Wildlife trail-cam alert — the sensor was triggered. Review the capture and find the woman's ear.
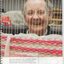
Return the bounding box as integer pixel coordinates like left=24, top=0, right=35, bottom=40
left=24, top=14, right=25, bottom=18
left=23, top=14, right=26, bottom=19
left=47, top=10, right=53, bottom=24
left=24, top=15, right=26, bottom=21
left=48, top=10, right=52, bottom=20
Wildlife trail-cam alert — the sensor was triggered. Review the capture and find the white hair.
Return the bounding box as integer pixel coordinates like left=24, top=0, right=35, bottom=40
left=23, top=0, right=53, bottom=15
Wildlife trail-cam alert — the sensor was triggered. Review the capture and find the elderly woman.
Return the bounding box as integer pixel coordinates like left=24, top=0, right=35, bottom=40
left=23, top=0, right=53, bottom=36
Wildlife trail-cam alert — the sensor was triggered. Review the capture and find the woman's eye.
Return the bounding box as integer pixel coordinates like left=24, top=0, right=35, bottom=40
left=27, top=10, right=34, bottom=15
left=37, top=10, right=45, bottom=15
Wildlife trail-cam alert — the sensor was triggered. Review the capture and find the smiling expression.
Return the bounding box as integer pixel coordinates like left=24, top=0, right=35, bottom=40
left=24, top=0, right=49, bottom=35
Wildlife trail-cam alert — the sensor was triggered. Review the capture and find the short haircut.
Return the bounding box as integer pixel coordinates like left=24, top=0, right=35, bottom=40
left=23, top=0, right=53, bottom=15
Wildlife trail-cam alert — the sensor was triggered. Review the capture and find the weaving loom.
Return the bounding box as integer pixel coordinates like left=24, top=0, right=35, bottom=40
left=1, top=0, right=62, bottom=57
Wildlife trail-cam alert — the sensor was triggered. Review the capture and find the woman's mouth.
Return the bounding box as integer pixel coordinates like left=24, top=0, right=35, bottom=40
left=30, top=20, right=44, bottom=25
left=29, top=18, right=45, bottom=25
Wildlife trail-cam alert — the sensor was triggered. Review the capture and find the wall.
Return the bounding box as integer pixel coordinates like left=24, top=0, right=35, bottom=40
left=2, top=0, right=26, bottom=12
left=2, top=0, right=62, bottom=12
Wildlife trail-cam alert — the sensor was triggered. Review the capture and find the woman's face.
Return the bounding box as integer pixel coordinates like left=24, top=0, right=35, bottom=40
left=24, top=0, right=48, bottom=35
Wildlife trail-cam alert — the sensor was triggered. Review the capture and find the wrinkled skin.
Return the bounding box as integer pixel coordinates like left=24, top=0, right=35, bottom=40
left=24, top=0, right=49, bottom=36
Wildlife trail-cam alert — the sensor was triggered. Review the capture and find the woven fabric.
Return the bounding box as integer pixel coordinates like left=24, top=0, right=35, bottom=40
left=0, top=33, right=62, bottom=57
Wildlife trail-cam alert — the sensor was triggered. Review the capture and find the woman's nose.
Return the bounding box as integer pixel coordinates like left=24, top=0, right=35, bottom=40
left=33, top=13, right=39, bottom=20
